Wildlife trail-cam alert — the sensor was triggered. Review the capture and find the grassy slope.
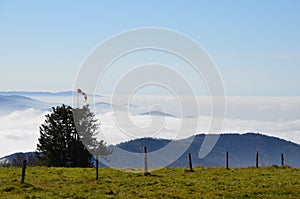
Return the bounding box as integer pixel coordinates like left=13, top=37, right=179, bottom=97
left=1, top=167, right=300, bottom=198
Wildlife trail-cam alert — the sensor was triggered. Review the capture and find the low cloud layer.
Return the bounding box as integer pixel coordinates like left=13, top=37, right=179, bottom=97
left=0, top=96, right=300, bottom=157
left=98, top=112, right=300, bottom=146
left=0, top=109, right=48, bottom=157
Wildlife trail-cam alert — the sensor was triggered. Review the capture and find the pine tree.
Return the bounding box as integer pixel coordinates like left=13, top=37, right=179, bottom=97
left=37, top=104, right=110, bottom=167
left=73, top=105, right=112, bottom=160
left=73, top=105, right=99, bottom=150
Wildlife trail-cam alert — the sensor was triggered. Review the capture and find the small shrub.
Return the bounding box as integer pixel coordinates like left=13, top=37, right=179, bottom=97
left=2, top=186, right=17, bottom=192
left=267, top=164, right=279, bottom=169
left=280, top=165, right=291, bottom=169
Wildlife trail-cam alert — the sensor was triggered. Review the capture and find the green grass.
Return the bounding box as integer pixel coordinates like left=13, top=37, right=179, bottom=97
left=1, top=166, right=300, bottom=198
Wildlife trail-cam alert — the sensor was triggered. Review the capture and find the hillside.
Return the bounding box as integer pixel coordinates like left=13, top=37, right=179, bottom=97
left=107, top=133, right=300, bottom=168
left=2, top=133, right=300, bottom=168
left=0, top=95, right=50, bottom=115
left=0, top=152, right=35, bottom=166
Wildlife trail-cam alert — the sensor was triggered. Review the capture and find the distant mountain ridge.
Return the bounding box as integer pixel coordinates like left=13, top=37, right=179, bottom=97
left=139, top=110, right=175, bottom=117
left=0, top=91, right=102, bottom=97
left=0, top=91, right=74, bottom=96
left=103, top=133, right=300, bottom=168
left=0, top=152, right=35, bottom=166
left=3, top=133, right=299, bottom=168
left=0, top=95, right=50, bottom=114
left=0, top=91, right=105, bottom=114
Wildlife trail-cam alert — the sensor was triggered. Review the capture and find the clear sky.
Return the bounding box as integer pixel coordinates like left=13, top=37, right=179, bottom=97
left=1, top=0, right=300, bottom=96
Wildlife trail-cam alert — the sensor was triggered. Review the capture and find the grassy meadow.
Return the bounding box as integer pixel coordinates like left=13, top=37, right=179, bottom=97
left=1, top=166, right=300, bottom=198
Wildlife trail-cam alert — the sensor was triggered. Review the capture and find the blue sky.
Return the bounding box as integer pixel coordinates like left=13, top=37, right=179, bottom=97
left=1, top=0, right=300, bottom=95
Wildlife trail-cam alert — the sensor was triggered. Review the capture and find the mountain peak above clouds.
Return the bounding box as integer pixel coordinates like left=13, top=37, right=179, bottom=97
left=0, top=91, right=102, bottom=97
left=139, top=110, right=175, bottom=117
left=0, top=94, right=50, bottom=114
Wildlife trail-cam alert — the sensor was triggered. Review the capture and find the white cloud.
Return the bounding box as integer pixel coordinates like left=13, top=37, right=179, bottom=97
left=95, top=96, right=300, bottom=146
left=1, top=96, right=300, bottom=157
left=97, top=112, right=300, bottom=146
left=0, top=109, right=49, bottom=157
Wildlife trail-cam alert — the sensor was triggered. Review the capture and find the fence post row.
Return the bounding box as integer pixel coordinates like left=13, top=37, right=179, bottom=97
left=15, top=151, right=288, bottom=181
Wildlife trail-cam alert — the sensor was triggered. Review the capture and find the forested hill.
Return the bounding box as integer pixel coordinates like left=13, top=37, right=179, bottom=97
left=2, top=133, right=300, bottom=168
left=114, top=133, right=300, bottom=168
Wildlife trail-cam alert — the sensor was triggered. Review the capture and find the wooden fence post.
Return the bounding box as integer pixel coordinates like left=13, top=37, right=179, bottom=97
left=144, top=146, right=149, bottom=175
left=188, top=153, right=194, bottom=172
left=20, top=159, right=27, bottom=184
left=256, top=151, right=259, bottom=168
left=95, top=156, right=99, bottom=180
left=281, top=153, right=284, bottom=166
left=226, top=151, right=229, bottom=170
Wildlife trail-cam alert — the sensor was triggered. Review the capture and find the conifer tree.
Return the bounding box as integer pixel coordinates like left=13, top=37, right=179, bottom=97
left=37, top=104, right=110, bottom=167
